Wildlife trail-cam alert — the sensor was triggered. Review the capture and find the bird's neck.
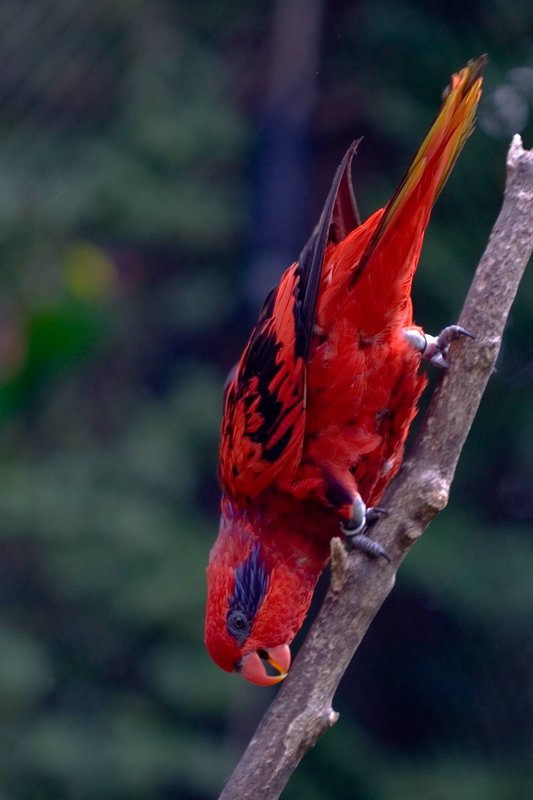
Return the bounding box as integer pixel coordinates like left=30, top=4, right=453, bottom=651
left=218, top=493, right=335, bottom=645
left=224, top=491, right=334, bottom=585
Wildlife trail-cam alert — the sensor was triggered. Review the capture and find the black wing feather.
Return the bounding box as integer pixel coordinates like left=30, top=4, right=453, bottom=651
left=294, top=139, right=361, bottom=359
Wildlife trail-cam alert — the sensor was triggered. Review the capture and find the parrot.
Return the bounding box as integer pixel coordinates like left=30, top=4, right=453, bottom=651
left=205, top=57, right=486, bottom=686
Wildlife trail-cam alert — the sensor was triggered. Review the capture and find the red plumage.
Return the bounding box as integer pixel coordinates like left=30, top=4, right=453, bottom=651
left=206, top=59, right=485, bottom=685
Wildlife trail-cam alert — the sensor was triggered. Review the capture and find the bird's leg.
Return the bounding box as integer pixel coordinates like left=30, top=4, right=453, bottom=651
left=340, top=493, right=390, bottom=561
left=403, top=325, right=474, bottom=368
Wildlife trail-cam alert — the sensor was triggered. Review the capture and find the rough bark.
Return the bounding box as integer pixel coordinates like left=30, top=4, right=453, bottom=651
left=219, top=135, right=533, bottom=800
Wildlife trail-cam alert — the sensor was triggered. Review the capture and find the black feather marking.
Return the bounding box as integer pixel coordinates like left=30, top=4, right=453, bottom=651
left=240, top=327, right=298, bottom=461
left=227, top=543, right=268, bottom=646
left=263, top=423, right=294, bottom=463
left=294, top=139, right=361, bottom=360
left=330, top=139, right=362, bottom=242
left=257, top=285, right=278, bottom=323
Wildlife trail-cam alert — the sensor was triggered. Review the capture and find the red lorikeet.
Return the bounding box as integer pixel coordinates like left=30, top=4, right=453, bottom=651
left=205, top=58, right=485, bottom=685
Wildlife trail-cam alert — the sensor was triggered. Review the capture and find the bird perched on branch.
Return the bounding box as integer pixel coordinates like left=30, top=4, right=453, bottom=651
left=205, top=57, right=486, bottom=685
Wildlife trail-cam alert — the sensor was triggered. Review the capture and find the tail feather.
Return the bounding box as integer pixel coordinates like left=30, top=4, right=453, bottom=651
left=350, top=56, right=486, bottom=314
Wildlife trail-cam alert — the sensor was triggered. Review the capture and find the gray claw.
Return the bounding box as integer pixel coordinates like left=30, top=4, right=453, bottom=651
left=340, top=495, right=390, bottom=561
left=365, top=507, right=388, bottom=526
left=430, top=352, right=449, bottom=369
left=429, top=325, right=474, bottom=369
left=436, top=324, right=474, bottom=351
left=345, top=532, right=391, bottom=562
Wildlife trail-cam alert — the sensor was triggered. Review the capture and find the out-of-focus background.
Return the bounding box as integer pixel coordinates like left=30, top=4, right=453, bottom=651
left=0, top=1, right=532, bottom=798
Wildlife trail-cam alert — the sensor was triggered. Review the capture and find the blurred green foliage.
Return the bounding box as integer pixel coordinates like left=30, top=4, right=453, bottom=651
left=0, top=1, right=531, bottom=799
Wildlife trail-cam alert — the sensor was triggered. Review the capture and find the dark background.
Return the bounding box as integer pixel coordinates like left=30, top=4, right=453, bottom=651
left=0, top=1, right=532, bottom=798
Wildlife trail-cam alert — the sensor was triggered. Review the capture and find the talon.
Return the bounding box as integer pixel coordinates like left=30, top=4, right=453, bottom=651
left=340, top=495, right=390, bottom=561
left=345, top=533, right=391, bottom=562
left=365, top=507, right=388, bottom=527
left=404, top=324, right=474, bottom=369
left=431, top=352, right=449, bottom=369
left=435, top=324, right=474, bottom=350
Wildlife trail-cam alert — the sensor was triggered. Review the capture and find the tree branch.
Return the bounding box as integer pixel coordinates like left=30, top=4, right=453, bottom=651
left=219, top=135, right=533, bottom=800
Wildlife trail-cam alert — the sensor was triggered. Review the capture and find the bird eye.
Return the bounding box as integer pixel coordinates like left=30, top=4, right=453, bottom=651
left=227, top=609, right=251, bottom=643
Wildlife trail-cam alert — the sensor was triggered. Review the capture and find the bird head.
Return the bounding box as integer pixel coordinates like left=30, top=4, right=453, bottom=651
left=205, top=502, right=322, bottom=686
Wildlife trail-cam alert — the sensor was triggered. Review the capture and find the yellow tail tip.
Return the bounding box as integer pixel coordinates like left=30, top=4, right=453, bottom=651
left=394, top=55, right=487, bottom=209
left=445, top=54, right=487, bottom=99
left=353, top=57, right=487, bottom=281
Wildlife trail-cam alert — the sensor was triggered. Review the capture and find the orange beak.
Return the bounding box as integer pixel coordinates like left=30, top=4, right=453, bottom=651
left=239, top=644, right=291, bottom=686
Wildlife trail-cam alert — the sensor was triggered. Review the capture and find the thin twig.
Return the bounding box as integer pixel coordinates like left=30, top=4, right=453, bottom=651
left=219, top=135, right=533, bottom=800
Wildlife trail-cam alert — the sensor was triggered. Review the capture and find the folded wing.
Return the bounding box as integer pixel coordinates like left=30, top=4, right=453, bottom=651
left=220, top=142, right=361, bottom=502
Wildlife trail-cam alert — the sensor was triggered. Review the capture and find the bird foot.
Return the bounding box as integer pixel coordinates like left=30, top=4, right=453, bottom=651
left=403, top=324, right=474, bottom=368
left=340, top=494, right=390, bottom=561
